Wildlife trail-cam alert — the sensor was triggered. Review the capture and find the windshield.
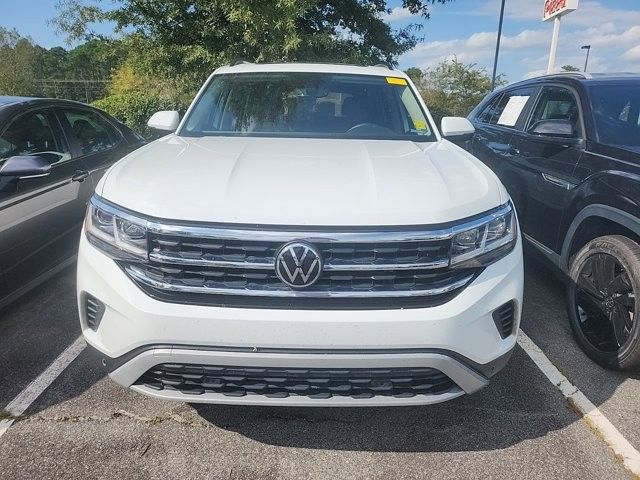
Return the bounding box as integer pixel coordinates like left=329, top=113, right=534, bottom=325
left=181, top=72, right=435, bottom=141
left=589, top=83, right=640, bottom=148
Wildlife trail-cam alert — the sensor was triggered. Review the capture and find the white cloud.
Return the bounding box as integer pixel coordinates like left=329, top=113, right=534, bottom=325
left=402, top=0, right=640, bottom=82
left=475, top=0, right=640, bottom=26
left=623, top=45, right=640, bottom=62
left=380, top=7, right=414, bottom=23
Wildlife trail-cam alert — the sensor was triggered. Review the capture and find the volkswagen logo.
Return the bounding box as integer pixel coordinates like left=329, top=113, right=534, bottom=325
left=275, top=242, right=323, bottom=288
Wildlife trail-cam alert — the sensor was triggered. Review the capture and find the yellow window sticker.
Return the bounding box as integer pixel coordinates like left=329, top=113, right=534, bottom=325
left=386, top=77, right=408, bottom=86
left=412, top=119, right=427, bottom=130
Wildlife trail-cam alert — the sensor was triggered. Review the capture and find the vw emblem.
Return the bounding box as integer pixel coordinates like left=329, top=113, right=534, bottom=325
left=275, top=242, right=323, bottom=288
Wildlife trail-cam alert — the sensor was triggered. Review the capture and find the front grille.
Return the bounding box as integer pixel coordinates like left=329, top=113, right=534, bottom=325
left=125, top=263, right=475, bottom=297
left=148, top=237, right=452, bottom=270
left=135, top=364, right=458, bottom=399
left=493, top=301, right=516, bottom=338
left=121, top=224, right=483, bottom=309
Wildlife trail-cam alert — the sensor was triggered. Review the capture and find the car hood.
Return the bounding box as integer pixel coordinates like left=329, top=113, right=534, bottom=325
left=99, top=135, right=505, bottom=226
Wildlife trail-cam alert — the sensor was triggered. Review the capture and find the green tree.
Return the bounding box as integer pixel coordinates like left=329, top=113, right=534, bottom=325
left=561, top=64, right=580, bottom=72
left=54, top=0, right=453, bottom=72
left=414, top=58, right=507, bottom=124
left=0, top=28, right=40, bottom=95
left=404, top=67, right=424, bottom=87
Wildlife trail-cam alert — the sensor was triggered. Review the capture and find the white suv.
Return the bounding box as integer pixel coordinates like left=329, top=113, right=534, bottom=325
left=77, top=63, right=523, bottom=406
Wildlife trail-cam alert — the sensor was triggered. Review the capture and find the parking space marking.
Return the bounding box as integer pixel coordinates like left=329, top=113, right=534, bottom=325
left=0, top=335, right=86, bottom=439
left=518, top=331, right=640, bottom=476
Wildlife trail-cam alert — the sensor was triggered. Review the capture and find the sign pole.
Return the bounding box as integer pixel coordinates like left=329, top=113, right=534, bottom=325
left=491, top=0, right=506, bottom=91
left=546, top=16, right=561, bottom=74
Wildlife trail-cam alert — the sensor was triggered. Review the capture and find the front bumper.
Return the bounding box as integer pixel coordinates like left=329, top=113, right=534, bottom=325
left=77, top=233, right=524, bottom=406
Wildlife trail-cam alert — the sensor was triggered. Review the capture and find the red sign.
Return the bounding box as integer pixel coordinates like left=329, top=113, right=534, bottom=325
left=544, top=0, right=566, bottom=17
left=543, top=0, right=579, bottom=21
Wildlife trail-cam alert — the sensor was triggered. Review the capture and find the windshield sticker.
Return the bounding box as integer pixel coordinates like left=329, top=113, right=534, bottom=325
left=413, top=119, right=428, bottom=130
left=386, top=77, right=408, bottom=86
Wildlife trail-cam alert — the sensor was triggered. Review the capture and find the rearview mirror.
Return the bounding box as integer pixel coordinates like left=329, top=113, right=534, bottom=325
left=441, top=117, right=475, bottom=138
left=528, top=119, right=575, bottom=138
left=0, top=155, right=51, bottom=178
left=148, top=110, right=180, bottom=131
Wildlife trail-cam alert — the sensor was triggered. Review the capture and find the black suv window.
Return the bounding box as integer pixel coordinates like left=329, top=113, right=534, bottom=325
left=588, top=83, right=640, bottom=147
left=59, top=108, right=121, bottom=156
left=527, top=86, right=581, bottom=135
left=0, top=110, right=70, bottom=164
left=476, top=94, right=502, bottom=124
left=479, top=87, right=536, bottom=127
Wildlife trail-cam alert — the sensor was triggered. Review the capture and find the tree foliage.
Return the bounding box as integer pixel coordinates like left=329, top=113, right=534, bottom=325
left=561, top=64, right=580, bottom=72
left=92, top=92, right=190, bottom=136
left=404, top=66, right=424, bottom=85
left=54, top=0, right=452, bottom=72
left=0, top=28, right=40, bottom=95
left=0, top=28, right=126, bottom=99
left=410, top=58, right=507, bottom=124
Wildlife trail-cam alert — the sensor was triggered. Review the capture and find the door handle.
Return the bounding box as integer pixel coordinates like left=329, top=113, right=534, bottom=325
left=72, top=170, right=90, bottom=182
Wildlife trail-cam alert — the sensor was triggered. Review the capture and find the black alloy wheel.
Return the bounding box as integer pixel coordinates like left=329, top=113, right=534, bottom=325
left=567, top=236, right=640, bottom=370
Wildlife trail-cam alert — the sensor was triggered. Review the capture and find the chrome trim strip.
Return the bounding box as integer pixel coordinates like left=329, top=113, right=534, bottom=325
left=522, top=233, right=561, bottom=267
left=124, top=264, right=474, bottom=298
left=91, top=196, right=512, bottom=244
left=323, top=260, right=451, bottom=271
left=148, top=252, right=274, bottom=270
left=146, top=221, right=454, bottom=243
left=148, top=251, right=450, bottom=271
left=541, top=173, right=576, bottom=190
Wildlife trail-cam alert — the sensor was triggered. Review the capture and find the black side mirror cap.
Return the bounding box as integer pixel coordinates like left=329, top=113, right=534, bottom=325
left=0, top=155, right=52, bottom=178
left=528, top=119, right=575, bottom=137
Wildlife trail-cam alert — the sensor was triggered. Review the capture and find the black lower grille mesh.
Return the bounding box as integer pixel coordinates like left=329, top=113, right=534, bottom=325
left=84, top=294, right=105, bottom=331
left=493, top=301, right=515, bottom=338
left=136, top=364, right=457, bottom=399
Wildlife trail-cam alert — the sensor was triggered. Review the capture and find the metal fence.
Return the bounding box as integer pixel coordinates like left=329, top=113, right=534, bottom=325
left=33, top=79, right=108, bottom=104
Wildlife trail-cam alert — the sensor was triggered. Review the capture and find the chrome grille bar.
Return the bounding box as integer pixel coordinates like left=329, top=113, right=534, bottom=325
left=125, top=264, right=475, bottom=298
left=148, top=251, right=450, bottom=271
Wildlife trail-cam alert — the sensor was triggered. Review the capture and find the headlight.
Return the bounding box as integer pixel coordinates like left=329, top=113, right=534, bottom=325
left=85, top=196, right=148, bottom=259
left=450, top=203, right=517, bottom=266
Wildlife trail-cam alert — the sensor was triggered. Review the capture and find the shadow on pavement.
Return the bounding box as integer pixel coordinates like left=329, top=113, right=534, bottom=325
left=4, top=252, right=639, bottom=454
left=192, top=345, right=578, bottom=452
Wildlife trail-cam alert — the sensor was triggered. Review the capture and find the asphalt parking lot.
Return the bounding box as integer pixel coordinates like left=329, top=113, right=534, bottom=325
left=0, top=253, right=638, bottom=480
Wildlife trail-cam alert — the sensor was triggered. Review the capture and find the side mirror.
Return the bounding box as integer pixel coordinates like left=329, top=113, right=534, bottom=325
left=147, top=110, right=180, bottom=131
left=528, top=119, right=575, bottom=138
left=441, top=117, right=475, bottom=138
left=0, top=155, right=52, bottom=178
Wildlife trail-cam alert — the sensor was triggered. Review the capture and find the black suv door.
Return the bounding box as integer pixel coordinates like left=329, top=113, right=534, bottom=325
left=470, top=86, right=538, bottom=176
left=508, top=85, right=584, bottom=250
left=0, top=107, right=86, bottom=302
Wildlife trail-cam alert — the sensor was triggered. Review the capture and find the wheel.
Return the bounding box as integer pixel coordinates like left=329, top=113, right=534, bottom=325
left=567, top=235, right=640, bottom=370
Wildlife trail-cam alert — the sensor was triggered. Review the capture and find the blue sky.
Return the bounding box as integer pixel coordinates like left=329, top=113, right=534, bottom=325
left=4, top=0, right=640, bottom=83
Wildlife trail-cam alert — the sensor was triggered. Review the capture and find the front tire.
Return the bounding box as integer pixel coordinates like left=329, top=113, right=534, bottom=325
left=567, top=235, right=640, bottom=370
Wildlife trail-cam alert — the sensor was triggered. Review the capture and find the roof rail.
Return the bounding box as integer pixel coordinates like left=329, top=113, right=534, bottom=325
left=373, top=62, right=393, bottom=70
left=536, top=71, right=592, bottom=80
left=232, top=59, right=253, bottom=66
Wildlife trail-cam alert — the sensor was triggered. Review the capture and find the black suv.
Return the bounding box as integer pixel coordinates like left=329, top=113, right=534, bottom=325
left=466, top=73, right=640, bottom=370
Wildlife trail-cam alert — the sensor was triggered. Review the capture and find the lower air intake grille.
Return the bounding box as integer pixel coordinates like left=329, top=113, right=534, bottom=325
left=135, top=364, right=457, bottom=399
left=84, top=294, right=105, bottom=331
left=493, top=301, right=515, bottom=339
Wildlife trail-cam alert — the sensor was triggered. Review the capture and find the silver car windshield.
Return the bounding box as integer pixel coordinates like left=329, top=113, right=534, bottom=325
left=181, top=72, right=435, bottom=141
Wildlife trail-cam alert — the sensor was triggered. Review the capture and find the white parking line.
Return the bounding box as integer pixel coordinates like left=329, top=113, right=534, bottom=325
left=0, top=335, right=86, bottom=439
left=518, top=331, right=640, bottom=476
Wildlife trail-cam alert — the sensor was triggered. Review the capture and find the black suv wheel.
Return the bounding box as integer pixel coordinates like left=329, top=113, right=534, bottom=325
left=567, top=235, right=640, bottom=370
